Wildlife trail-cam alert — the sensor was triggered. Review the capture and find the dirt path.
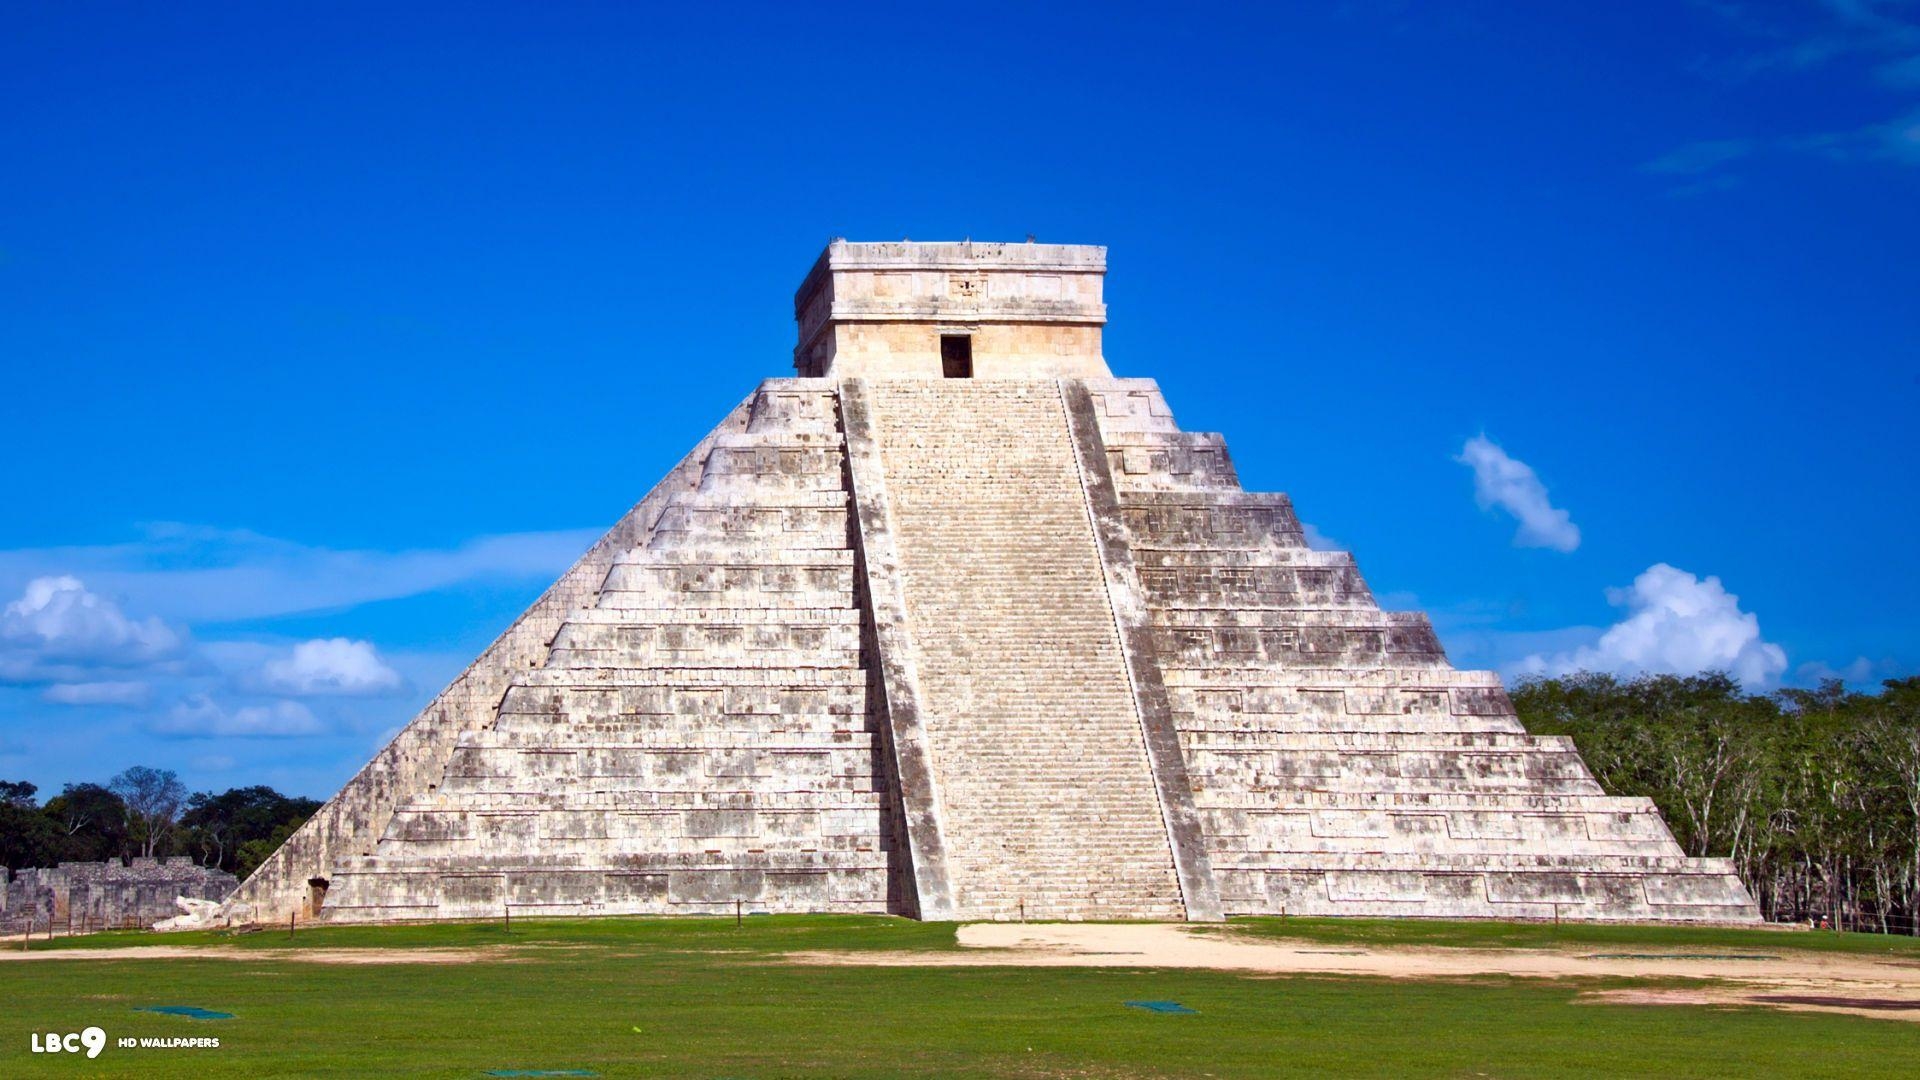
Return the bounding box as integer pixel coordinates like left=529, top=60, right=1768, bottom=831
left=791, top=923, right=1920, bottom=1023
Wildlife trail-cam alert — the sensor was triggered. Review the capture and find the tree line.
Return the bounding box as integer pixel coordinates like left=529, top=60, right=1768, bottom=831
left=1, top=767, right=319, bottom=879
left=1514, top=674, right=1920, bottom=933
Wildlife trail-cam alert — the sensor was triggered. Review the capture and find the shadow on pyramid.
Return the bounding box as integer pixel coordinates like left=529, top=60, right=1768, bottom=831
left=225, top=242, right=1757, bottom=926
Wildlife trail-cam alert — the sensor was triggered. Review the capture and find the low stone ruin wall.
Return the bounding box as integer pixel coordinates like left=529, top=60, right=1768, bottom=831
left=1, top=858, right=238, bottom=933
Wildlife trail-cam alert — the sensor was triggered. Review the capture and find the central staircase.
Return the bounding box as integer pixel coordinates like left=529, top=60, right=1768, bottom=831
left=863, top=379, right=1185, bottom=920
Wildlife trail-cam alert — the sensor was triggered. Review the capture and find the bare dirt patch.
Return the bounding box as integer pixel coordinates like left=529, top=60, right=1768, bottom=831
left=789, top=922, right=1920, bottom=1023
left=1583, top=985, right=1920, bottom=1023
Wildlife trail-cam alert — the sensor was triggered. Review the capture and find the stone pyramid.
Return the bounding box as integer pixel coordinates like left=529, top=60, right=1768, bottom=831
left=228, top=241, right=1757, bottom=925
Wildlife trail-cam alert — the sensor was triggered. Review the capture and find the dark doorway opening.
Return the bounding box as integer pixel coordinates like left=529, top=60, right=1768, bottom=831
left=941, top=335, right=973, bottom=378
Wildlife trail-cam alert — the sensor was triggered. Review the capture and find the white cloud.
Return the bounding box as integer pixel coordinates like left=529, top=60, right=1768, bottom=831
left=1299, top=522, right=1342, bottom=552
left=153, top=695, right=325, bottom=738
left=0, top=524, right=599, bottom=625
left=41, top=680, right=151, bottom=707
left=1796, top=656, right=1890, bottom=686
left=0, top=575, right=186, bottom=683
left=1454, top=436, right=1581, bottom=553
left=257, top=638, right=404, bottom=697
left=1519, top=563, right=1788, bottom=686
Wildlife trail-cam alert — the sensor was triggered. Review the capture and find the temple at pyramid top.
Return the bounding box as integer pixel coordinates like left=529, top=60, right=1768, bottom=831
left=793, top=240, right=1111, bottom=379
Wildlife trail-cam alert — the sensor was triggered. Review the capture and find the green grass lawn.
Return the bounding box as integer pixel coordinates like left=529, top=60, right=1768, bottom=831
left=4, top=915, right=1918, bottom=1078
left=19, top=911, right=960, bottom=955
left=1214, top=915, right=1920, bottom=958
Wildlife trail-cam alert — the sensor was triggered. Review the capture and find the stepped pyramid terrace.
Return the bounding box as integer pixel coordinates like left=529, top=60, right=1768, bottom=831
left=224, top=240, right=1759, bottom=926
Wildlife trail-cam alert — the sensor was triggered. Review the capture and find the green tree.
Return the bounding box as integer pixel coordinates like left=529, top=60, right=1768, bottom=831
left=109, top=766, right=188, bottom=859
left=0, top=780, right=64, bottom=870
left=41, top=782, right=129, bottom=862
left=1513, top=672, right=1920, bottom=930
left=179, top=786, right=321, bottom=873
left=236, top=814, right=313, bottom=879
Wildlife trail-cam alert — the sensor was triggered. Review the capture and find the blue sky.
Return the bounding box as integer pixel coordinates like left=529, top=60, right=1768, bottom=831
left=3, top=2, right=1916, bottom=800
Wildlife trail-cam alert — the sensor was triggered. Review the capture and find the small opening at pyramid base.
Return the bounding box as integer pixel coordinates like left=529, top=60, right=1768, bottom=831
left=940, top=334, right=973, bottom=378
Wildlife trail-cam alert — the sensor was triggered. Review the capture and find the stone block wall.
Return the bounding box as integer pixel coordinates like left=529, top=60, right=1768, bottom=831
left=314, top=381, right=903, bottom=922
left=224, top=393, right=759, bottom=924
left=1082, top=377, right=1757, bottom=922
left=249, top=371, right=1757, bottom=926
left=2, top=858, right=237, bottom=933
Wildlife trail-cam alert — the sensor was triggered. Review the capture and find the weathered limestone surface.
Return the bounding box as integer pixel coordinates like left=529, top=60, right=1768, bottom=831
left=794, top=241, right=1110, bottom=380
left=317, top=383, right=903, bottom=921
left=2, top=858, right=236, bottom=932
left=860, top=379, right=1186, bottom=920
left=839, top=381, right=957, bottom=919
left=247, top=241, right=1757, bottom=925
left=225, top=394, right=758, bottom=923
left=1084, top=377, right=1756, bottom=922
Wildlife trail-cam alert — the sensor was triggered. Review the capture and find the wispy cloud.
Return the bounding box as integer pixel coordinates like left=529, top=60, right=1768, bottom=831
left=41, top=681, right=152, bottom=707
left=0, top=529, right=486, bottom=764
left=1879, top=51, right=1920, bottom=85
left=1643, top=108, right=1920, bottom=190
left=1299, top=522, right=1343, bottom=552
left=1793, top=103, right=1920, bottom=163
left=1454, top=436, right=1581, bottom=553
left=1693, top=0, right=1920, bottom=78
left=0, top=523, right=599, bottom=625
left=1517, top=563, right=1788, bottom=687
left=1658, top=1, right=1920, bottom=188
left=1797, top=656, right=1877, bottom=683
left=153, top=696, right=325, bottom=739
left=1644, top=138, right=1759, bottom=175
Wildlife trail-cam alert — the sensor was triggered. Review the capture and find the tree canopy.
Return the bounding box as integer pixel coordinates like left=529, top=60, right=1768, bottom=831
left=0, top=772, right=316, bottom=877
left=1514, top=673, right=1920, bottom=932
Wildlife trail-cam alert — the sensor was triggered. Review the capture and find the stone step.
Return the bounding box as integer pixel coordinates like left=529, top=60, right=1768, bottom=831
left=330, top=849, right=889, bottom=873
left=445, top=744, right=878, bottom=775
left=657, top=490, right=850, bottom=511
left=1193, top=790, right=1657, bottom=812
left=863, top=378, right=1187, bottom=920
left=510, top=667, right=865, bottom=688
left=1226, top=851, right=1741, bottom=874
left=437, top=779, right=886, bottom=801
left=471, top=717, right=873, bottom=741
left=498, top=684, right=867, bottom=719
left=1204, top=806, right=1677, bottom=846
left=1182, top=730, right=1577, bottom=751
left=563, top=606, right=860, bottom=626
left=1168, top=667, right=1511, bottom=689
left=1193, top=774, right=1608, bottom=797
left=1177, top=714, right=1528, bottom=735
left=545, top=651, right=862, bottom=672
left=612, top=547, right=855, bottom=568
left=396, top=789, right=889, bottom=812
left=650, top=524, right=850, bottom=550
